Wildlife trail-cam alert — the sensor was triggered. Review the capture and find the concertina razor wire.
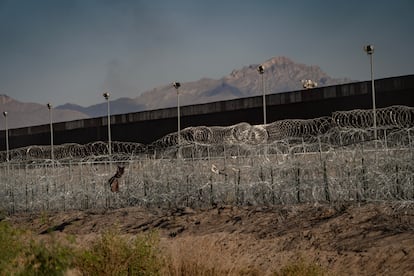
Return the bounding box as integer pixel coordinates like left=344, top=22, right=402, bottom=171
left=0, top=105, right=413, bottom=213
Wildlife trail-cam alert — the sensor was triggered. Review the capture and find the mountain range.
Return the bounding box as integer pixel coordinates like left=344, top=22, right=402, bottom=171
left=0, top=56, right=352, bottom=130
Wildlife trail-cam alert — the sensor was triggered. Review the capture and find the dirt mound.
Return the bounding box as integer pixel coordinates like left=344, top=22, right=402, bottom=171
left=7, top=202, right=414, bottom=275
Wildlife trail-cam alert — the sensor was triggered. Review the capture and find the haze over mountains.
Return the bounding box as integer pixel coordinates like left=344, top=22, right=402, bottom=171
left=1, top=57, right=352, bottom=129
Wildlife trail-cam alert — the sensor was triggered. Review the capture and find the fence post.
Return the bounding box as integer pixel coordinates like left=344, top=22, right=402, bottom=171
left=209, top=174, right=214, bottom=207
left=302, top=137, right=306, bottom=154
left=11, top=178, right=15, bottom=214
left=318, top=136, right=323, bottom=161
left=46, top=163, right=50, bottom=211
left=323, top=161, right=330, bottom=202
left=395, top=165, right=403, bottom=200
left=270, top=167, right=276, bottom=205
left=361, top=157, right=367, bottom=201
left=235, top=168, right=241, bottom=205
left=25, top=164, right=28, bottom=212
left=192, top=145, right=195, bottom=161
left=223, top=144, right=227, bottom=167
left=186, top=174, right=190, bottom=207
left=384, top=129, right=388, bottom=153
left=408, top=129, right=413, bottom=160
left=296, top=167, right=301, bottom=203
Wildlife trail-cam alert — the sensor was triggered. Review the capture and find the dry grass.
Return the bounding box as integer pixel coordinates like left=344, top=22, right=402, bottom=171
left=274, top=258, right=327, bottom=276
left=1, top=220, right=328, bottom=275
left=10, top=203, right=411, bottom=275
left=162, top=235, right=246, bottom=275
left=160, top=234, right=327, bottom=276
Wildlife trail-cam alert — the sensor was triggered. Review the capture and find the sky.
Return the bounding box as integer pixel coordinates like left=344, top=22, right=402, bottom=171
left=0, top=0, right=413, bottom=107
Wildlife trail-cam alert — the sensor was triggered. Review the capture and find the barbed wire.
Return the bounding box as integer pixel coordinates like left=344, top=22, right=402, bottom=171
left=0, top=105, right=413, bottom=214
left=0, top=105, right=412, bottom=162
left=1, top=144, right=413, bottom=214
left=333, top=105, right=413, bottom=129
left=151, top=105, right=413, bottom=150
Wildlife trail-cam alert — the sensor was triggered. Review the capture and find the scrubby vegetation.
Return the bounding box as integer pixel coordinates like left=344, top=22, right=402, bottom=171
left=75, top=229, right=161, bottom=275
left=0, top=221, right=162, bottom=275
left=0, top=221, right=74, bottom=275
left=0, top=220, right=328, bottom=275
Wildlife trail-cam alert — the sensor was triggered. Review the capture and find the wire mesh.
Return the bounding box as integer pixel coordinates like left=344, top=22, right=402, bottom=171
left=0, top=105, right=413, bottom=214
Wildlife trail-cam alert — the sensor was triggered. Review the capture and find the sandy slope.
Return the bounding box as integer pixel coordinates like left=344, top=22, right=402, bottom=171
left=8, top=202, right=414, bottom=275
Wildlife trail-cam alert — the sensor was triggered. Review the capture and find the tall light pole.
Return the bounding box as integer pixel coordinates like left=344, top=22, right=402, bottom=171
left=364, top=44, right=377, bottom=141
left=173, top=82, right=181, bottom=157
left=103, top=92, right=112, bottom=156
left=46, top=103, right=54, bottom=161
left=257, top=65, right=267, bottom=126
left=3, top=111, right=9, bottom=162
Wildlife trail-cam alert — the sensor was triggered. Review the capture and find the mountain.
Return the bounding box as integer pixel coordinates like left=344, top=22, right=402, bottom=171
left=133, top=56, right=351, bottom=110
left=0, top=95, right=89, bottom=130
left=56, top=97, right=146, bottom=118
left=0, top=56, right=352, bottom=129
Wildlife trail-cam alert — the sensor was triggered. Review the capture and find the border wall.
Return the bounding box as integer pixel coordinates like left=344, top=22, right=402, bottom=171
left=1, top=75, right=413, bottom=150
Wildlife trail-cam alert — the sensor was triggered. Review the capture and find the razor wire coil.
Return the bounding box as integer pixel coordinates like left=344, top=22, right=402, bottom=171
left=0, top=105, right=413, bottom=214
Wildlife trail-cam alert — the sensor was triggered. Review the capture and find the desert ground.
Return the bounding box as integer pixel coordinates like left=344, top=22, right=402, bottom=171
left=7, top=202, right=414, bottom=275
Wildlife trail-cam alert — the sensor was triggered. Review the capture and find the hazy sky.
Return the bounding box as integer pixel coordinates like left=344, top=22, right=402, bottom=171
left=0, top=0, right=413, bottom=106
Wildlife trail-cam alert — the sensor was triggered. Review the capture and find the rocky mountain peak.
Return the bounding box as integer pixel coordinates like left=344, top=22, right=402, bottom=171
left=264, top=56, right=294, bottom=66
left=1, top=56, right=353, bottom=129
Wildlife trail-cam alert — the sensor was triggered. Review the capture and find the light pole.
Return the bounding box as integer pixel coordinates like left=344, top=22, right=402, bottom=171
left=257, top=65, right=267, bottom=126
left=47, top=103, right=54, bottom=161
left=364, top=44, right=377, bottom=141
left=3, top=111, right=9, bottom=162
left=103, top=92, right=112, bottom=156
left=173, top=82, right=181, bottom=157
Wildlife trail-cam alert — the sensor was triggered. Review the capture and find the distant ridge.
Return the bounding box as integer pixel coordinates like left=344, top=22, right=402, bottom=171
left=132, top=56, right=351, bottom=110
left=0, top=56, right=352, bottom=129
left=0, top=95, right=89, bottom=130
left=56, top=98, right=146, bottom=118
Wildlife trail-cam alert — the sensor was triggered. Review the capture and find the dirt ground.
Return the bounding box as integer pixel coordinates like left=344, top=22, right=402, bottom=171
left=7, top=202, right=414, bottom=275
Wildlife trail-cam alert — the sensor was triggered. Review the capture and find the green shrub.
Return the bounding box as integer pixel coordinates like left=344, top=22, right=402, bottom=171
left=0, top=221, right=25, bottom=271
left=0, top=221, right=75, bottom=275
left=76, top=229, right=161, bottom=275
left=13, top=239, right=75, bottom=276
left=0, top=222, right=163, bottom=275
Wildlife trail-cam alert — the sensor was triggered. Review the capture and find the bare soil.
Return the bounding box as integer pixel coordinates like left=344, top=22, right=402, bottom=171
left=7, top=202, right=414, bottom=275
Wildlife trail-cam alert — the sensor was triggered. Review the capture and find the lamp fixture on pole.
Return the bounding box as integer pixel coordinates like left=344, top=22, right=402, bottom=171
left=363, top=44, right=377, bottom=141
left=257, top=65, right=267, bottom=126
left=2, top=111, right=9, bottom=162
left=46, top=103, right=54, bottom=161
left=173, top=82, right=181, bottom=157
left=103, top=92, right=112, bottom=156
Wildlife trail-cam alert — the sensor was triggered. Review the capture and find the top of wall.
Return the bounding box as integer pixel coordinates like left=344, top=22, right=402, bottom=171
left=7, top=75, right=414, bottom=136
